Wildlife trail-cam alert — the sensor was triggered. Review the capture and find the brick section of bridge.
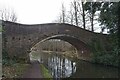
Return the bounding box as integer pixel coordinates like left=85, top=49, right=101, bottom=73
left=2, top=21, right=109, bottom=61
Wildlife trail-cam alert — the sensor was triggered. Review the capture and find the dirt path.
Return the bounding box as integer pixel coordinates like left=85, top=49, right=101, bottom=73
left=21, top=61, right=43, bottom=78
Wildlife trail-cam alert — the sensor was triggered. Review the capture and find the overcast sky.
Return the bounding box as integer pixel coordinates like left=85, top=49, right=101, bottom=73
left=0, top=0, right=74, bottom=24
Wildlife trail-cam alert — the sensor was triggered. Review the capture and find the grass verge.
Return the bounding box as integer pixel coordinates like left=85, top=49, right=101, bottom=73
left=40, top=64, right=53, bottom=79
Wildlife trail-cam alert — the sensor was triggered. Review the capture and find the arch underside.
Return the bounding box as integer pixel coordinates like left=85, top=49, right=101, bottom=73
left=32, top=34, right=92, bottom=61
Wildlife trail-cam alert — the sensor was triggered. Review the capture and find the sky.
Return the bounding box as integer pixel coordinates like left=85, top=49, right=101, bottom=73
left=0, top=0, right=73, bottom=24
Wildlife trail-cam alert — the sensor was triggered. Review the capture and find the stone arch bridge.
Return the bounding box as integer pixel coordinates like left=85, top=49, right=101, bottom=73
left=2, top=21, right=109, bottom=61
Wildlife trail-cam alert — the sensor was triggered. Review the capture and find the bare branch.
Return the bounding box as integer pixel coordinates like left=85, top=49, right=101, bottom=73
left=0, top=8, right=17, bottom=22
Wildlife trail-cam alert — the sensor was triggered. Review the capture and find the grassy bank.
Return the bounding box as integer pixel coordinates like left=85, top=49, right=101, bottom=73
left=3, top=63, right=29, bottom=78
left=42, top=50, right=78, bottom=60
left=40, top=64, right=53, bottom=79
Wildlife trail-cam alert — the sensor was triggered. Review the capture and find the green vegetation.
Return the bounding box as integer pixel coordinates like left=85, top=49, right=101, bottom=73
left=0, top=25, right=2, bottom=32
left=90, top=37, right=119, bottom=67
left=3, top=49, right=28, bottom=66
left=2, top=49, right=11, bottom=66
left=0, top=63, right=1, bottom=78
left=87, top=2, right=120, bottom=67
left=2, top=49, right=30, bottom=78
left=40, top=64, right=53, bottom=79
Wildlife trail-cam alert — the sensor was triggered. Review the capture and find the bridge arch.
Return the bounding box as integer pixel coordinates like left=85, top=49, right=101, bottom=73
left=30, top=34, right=92, bottom=61
left=3, top=21, right=108, bottom=62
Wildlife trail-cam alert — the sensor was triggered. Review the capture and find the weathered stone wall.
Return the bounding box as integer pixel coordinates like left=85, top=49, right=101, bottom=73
left=2, top=21, right=108, bottom=61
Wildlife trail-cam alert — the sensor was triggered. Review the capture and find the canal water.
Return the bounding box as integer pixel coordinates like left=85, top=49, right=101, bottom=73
left=30, top=51, right=118, bottom=78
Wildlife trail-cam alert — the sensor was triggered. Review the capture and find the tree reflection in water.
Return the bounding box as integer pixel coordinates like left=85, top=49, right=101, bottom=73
left=40, top=53, right=76, bottom=78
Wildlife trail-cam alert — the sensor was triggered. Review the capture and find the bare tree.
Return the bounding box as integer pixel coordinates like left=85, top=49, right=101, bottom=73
left=53, top=3, right=67, bottom=23
left=61, top=3, right=66, bottom=23
left=70, top=0, right=89, bottom=28
left=71, top=0, right=78, bottom=26
left=0, top=8, right=17, bottom=22
left=81, top=2, right=86, bottom=29
left=66, top=3, right=74, bottom=25
left=69, top=6, right=74, bottom=25
left=84, top=2, right=102, bottom=32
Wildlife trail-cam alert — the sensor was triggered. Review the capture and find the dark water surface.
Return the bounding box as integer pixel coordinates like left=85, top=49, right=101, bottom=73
left=30, top=51, right=118, bottom=78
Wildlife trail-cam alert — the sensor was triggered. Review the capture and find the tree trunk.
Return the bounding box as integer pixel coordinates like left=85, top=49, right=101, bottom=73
left=91, top=13, right=94, bottom=32
left=62, top=3, right=65, bottom=23
left=91, top=2, right=94, bottom=32
left=82, top=2, right=86, bottom=29
left=74, top=1, right=78, bottom=26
